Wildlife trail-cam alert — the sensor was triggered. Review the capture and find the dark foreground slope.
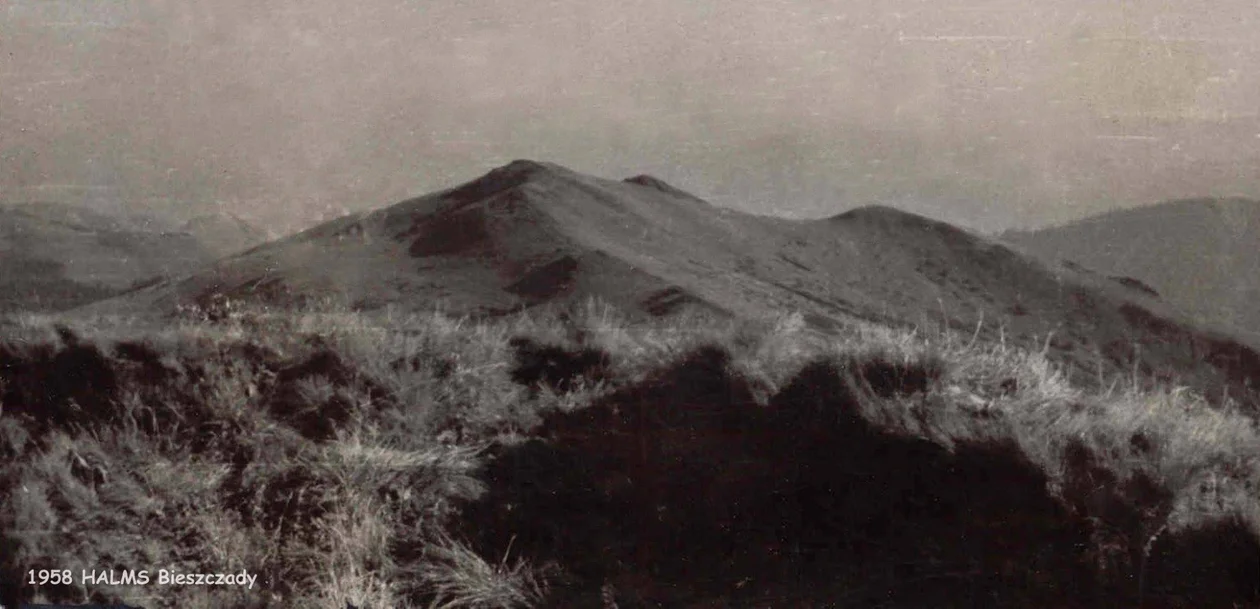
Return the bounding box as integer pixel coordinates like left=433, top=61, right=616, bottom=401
left=90, top=161, right=1260, bottom=408
left=0, top=202, right=266, bottom=312
left=1004, top=197, right=1260, bottom=341
left=3, top=310, right=1256, bottom=608
left=471, top=346, right=1260, bottom=608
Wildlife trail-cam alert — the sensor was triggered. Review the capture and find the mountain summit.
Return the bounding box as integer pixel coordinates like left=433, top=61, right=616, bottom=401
left=93, top=161, right=1260, bottom=405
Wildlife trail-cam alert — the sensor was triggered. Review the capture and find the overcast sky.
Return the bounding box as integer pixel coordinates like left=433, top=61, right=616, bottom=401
left=3, top=0, right=1258, bottom=233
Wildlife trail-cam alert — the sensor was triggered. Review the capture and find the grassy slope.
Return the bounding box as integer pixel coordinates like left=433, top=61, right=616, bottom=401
left=0, top=203, right=215, bottom=312
left=178, top=213, right=271, bottom=258
left=86, top=163, right=1260, bottom=418
left=1003, top=197, right=1260, bottom=342
left=1, top=300, right=1258, bottom=607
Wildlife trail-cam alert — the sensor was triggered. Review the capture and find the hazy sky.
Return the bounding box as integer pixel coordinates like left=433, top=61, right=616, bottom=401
left=3, top=0, right=1259, bottom=233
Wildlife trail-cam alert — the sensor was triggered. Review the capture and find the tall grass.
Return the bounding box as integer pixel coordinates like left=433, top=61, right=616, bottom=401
left=2, top=298, right=1258, bottom=607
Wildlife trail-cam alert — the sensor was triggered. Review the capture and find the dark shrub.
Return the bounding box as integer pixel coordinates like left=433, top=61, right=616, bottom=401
left=506, top=257, right=581, bottom=302
left=1129, top=431, right=1155, bottom=455
left=853, top=353, right=945, bottom=398
left=466, top=350, right=1099, bottom=607
left=0, top=339, right=120, bottom=432
left=0, top=418, right=30, bottom=460
left=265, top=350, right=391, bottom=441
left=999, top=377, right=1020, bottom=395
left=1144, top=516, right=1260, bottom=607
left=112, top=340, right=163, bottom=366
left=1059, top=439, right=1260, bottom=607
left=1111, top=275, right=1160, bottom=298
left=508, top=337, right=611, bottom=393
left=232, top=465, right=334, bottom=539
left=390, top=353, right=456, bottom=379
left=1201, top=335, right=1260, bottom=390
left=1119, top=303, right=1182, bottom=340
left=408, top=209, right=492, bottom=257
left=112, top=339, right=182, bottom=387
left=1059, top=439, right=1176, bottom=602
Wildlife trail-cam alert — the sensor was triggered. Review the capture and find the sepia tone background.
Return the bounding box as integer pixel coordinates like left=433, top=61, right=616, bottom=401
left=3, top=0, right=1259, bottom=234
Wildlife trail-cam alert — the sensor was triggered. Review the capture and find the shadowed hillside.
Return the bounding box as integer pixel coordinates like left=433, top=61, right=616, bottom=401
left=87, top=161, right=1260, bottom=411
left=1004, top=197, right=1260, bottom=342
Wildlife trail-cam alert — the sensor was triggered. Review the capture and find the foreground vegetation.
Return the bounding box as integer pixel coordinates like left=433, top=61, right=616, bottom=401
left=1, top=299, right=1258, bottom=607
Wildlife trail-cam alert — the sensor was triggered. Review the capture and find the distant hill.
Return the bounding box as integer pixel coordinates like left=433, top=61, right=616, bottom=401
left=0, top=202, right=263, bottom=312
left=91, top=161, right=1260, bottom=407
left=178, top=211, right=271, bottom=257
left=1003, top=197, right=1260, bottom=341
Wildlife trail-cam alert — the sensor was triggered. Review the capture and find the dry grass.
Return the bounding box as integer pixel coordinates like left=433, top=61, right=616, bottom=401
left=2, top=297, right=1258, bottom=607
left=416, top=535, right=552, bottom=609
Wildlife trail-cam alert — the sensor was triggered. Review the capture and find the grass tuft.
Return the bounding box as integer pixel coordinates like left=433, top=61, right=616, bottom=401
left=0, top=299, right=1257, bottom=607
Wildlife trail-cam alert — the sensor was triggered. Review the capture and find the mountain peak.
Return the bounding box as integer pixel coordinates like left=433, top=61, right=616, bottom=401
left=622, top=174, right=706, bottom=203
left=827, top=204, right=928, bottom=225
left=440, top=160, right=574, bottom=205
left=491, top=159, right=572, bottom=179
left=499, top=158, right=546, bottom=171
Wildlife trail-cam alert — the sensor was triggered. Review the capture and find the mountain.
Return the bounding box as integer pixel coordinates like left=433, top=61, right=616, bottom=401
left=1003, top=197, right=1260, bottom=341
left=0, top=201, right=220, bottom=311
left=178, top=211, right=271, bottom=257
left=93, top=160, right=1260, bottom=406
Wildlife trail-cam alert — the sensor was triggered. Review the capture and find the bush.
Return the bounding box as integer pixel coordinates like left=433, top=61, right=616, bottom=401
left=468, top=349, right=1098, bottom=607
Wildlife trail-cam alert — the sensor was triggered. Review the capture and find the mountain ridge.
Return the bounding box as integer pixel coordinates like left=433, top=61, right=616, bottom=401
left=83, top=160, right=1260, bottom=408
left=1003, top=197, right=1260, bottom=342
